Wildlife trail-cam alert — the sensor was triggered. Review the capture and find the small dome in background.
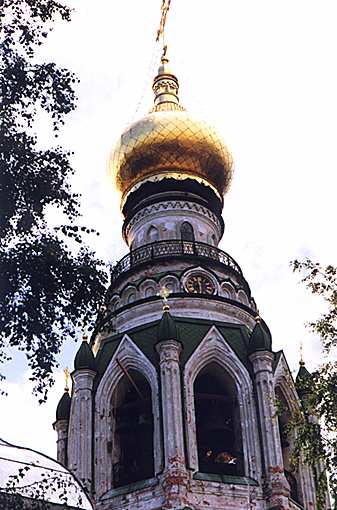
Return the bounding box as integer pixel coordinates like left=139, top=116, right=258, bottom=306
left=296, top=362, right=312, bottom=398
left=56, top=390, right=71, bottom=421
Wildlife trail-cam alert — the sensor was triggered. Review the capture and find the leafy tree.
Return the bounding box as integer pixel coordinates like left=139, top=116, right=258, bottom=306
left=0, top=0, right=108, bottom=400
left=0, top=462, right=88, bottom=509
left=290, top=259, right=337, bottom=509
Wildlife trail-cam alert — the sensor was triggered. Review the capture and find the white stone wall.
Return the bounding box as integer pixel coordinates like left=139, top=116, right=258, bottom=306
left=124, top=200, right=222, bottom=248
left=112, top=297, right=256, bottom=334
left=53, top=419, right=68, bottom=466
left=67, top=369, right=95, bottom=492
left=92, top=326, right=266, bottom=510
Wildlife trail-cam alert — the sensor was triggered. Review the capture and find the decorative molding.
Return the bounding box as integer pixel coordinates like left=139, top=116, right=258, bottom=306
left=125, top=200, right=221, bottom=237
left=111, top=269, right=252, bottom=310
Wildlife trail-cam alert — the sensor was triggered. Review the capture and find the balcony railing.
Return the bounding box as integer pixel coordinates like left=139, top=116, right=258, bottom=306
left=111, top=240, right=242, bottom=281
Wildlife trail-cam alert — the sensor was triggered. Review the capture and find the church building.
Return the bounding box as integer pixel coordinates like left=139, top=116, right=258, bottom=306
left=53, top=47, right=327, bottom=510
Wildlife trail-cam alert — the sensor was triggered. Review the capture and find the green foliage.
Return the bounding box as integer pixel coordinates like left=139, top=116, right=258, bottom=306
left=0, top=0, right=108, bottom=399
left=291, top=259, right=337, bottom=509
left=292, top=259, right=336, bottom=353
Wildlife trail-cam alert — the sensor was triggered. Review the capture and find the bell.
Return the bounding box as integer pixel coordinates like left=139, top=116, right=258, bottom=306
left=138, top=412, right=152, bottom=426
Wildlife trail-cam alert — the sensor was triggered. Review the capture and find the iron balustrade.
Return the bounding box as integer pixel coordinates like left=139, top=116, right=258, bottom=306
left=111, top=240, right=242, bottom=281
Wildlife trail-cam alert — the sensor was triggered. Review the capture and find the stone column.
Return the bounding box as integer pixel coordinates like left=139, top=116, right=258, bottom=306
left=156, top=339, right=188, bottom=509
left=53, top=420, right=69, bottom=466
left=250, top=351, right=290, bottom=510
left=67, top=369, right=95, bottom=493
left=299, top=460, right=317, bottom=510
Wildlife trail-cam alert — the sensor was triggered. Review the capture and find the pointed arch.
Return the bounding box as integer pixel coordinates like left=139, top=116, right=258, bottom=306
left=95, top=335, right=162, bottom=497
left=183, top=326, right=262, bottom=481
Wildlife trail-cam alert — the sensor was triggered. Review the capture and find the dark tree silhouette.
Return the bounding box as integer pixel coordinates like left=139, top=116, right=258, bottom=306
left=0, top=0, right=108, bottom=400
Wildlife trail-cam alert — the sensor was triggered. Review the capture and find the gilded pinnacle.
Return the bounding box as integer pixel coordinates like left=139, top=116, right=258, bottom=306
left=159, top=286, right=170, bottom=311
left=152, top=53, right=180, bottom=110
left=299, top=340, right=305, bottom=366
left=64, top=367, right=70, bottom=393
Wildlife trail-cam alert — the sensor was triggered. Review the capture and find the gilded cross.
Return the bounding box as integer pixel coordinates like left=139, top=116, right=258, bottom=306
left=299, top=340, right=304, bottom=366
left=64, top=367, right=70, bottom=392
left=159, top=286, right=170, bottom=310
left=156, top=0, right=172, bottom=56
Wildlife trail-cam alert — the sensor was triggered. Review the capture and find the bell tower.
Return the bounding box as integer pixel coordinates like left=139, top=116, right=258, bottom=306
left=53, top=4, right=328, bottom=510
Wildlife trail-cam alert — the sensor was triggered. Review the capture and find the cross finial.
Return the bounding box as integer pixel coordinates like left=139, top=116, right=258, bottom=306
left=299, top=340, right=305, bottom=366
left=156, top=0, right=172, bottom=57
left=64, top=367, right=70, bottom=393
left=81, top=320, right=88, bottom=342
left=159, top=286, right=170, bottom=311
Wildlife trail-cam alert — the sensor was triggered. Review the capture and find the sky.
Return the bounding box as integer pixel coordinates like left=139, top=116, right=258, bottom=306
left=1, top=0, right=336, bottom=458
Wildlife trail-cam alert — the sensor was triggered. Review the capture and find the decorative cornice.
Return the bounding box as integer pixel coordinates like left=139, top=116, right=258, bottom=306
left=124, top=200, right=222, bottom=238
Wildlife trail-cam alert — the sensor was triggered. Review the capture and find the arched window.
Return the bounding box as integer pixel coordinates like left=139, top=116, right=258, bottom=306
left=194, top=363, right=244, bottom=476
left=180, top=221, right=195, bottom=242
left=147, top=225, right=159, bottom=243
left=112, top=370, right=154, bottom=488
left=276, top=388, right=300, bottom=504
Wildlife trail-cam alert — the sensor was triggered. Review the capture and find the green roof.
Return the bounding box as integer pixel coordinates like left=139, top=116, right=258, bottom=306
left=248, top=321, right=272, bottom=354
left=55, top=391, right=71, bottom=421
left=94, top=317, right=252, bottom=389
left=157, top=310, right=179, bottom=342
left=74, top=340, right=96, bottom=372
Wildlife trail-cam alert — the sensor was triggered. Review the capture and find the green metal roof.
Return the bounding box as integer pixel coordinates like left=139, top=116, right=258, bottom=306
left=94, top=317, right=252, bottom=389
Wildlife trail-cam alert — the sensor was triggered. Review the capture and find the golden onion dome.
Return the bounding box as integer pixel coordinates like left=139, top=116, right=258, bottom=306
left=109, top=56, right=233, bottom=207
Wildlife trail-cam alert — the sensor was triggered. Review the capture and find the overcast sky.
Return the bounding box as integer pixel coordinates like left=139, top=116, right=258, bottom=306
left=1, top=0, right=336, bottom=457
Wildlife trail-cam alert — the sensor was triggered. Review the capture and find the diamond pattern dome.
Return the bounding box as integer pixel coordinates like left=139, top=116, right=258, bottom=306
left=109, top=109, right=233, bottom=205
left=109, top=56, right=233, bottom=206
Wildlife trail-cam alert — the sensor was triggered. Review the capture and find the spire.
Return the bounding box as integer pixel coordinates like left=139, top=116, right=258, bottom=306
left=296, top=362, right=312, bottom=399
left=55, top=368, right=71, bottom=422
left=158, top=309, right=179, bottom=342
left=248, top=312, right=272, bottom=354
left=74, top=333, right=96, bottom=372
left=56, top=391, right=71, bottom=421
left=296, top=341, right=311, bottom=397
